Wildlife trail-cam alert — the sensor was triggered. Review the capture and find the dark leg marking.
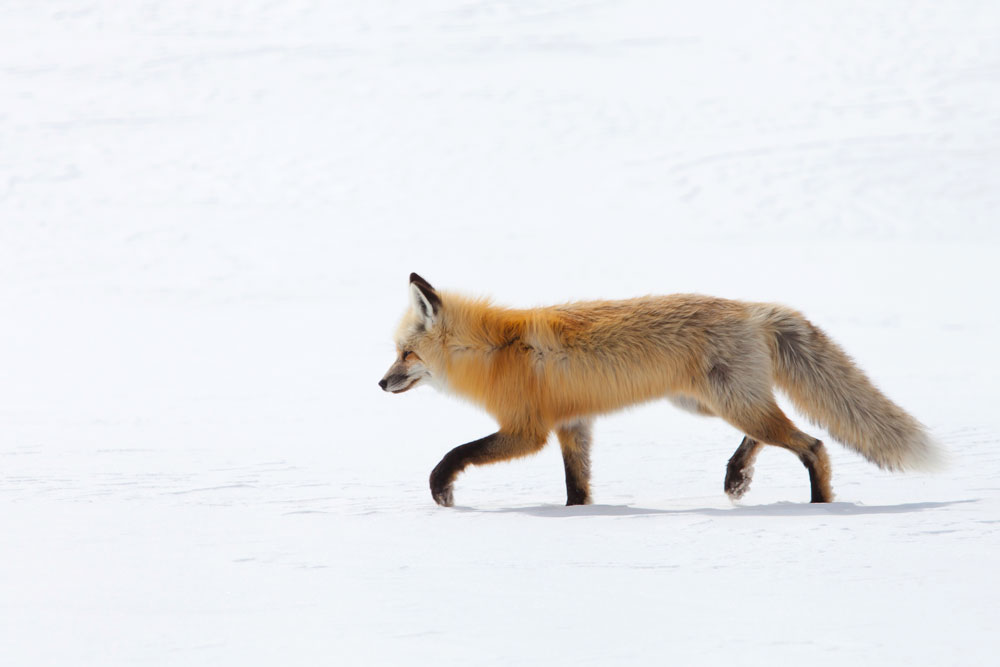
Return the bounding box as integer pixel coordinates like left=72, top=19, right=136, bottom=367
left=725, top=436, right=763, bottom=500
left=799, top=439, right=833, bottom=503
left=563, top=459, right=590, bottom=505
left=716, top=396, right=835, bottom=504
left=429, top=434, right=497, bottom=507
left=557, top=421, right=593, bottom=506
left=429, top=430, right=548, bottom=507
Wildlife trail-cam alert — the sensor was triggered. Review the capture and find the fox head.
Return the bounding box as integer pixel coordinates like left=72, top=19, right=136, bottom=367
left=379, top=273, right=444, bottom=394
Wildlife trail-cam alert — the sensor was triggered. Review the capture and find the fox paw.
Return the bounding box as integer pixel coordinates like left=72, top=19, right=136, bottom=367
left=725, top=465, right=754, bottom=501
left=431, top=485, right=454, bottom=507
left=429, top=464, right=455, bottom=507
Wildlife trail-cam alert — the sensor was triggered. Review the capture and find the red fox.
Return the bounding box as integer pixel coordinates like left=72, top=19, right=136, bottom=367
left=379, top=273, right=941, bottom=507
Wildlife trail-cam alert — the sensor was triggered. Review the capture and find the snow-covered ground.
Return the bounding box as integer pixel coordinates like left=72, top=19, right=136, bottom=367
left=2, top=1, right=999, bottom=664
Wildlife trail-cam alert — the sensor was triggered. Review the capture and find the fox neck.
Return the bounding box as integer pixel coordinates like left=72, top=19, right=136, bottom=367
left=432, top=295, right=533, bottom=413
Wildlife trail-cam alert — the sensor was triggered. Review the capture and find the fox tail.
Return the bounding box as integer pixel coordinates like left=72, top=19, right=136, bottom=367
left=761, top=306, right=943, bottom=471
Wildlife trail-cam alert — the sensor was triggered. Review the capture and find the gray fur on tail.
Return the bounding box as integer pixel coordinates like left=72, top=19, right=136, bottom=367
left=759, top=306, right=943, bottom=471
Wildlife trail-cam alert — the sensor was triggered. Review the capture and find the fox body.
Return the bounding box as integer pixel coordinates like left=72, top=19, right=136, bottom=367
left=380, top=273, right=940, bottom=506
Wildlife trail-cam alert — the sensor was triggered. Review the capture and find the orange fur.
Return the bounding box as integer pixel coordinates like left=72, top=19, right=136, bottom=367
left=410, top=294, right=733, bottom=428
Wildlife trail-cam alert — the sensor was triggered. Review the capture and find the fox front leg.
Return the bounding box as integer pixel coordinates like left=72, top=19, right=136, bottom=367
left=429, top=430, right=548, bottom=507
left=556, top=420, right=594, bottom=505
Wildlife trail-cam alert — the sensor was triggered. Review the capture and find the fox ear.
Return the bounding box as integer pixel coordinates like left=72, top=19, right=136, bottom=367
left=409, top=273, right=441, bottom=327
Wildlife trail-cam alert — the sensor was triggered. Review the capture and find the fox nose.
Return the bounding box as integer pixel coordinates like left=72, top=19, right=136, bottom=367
left=378, top=379, right=388, bottom=390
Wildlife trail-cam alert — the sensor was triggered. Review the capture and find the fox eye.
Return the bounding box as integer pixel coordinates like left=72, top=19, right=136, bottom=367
left=402, top=350, right=411, bottom=360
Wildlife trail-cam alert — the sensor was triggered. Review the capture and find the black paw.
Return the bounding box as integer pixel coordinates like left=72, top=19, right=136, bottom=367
left=429, top=462, right=455, bottom=507
left=432, top=485, right=454, bottom=507
left=724, top=464, right=753, bottom=501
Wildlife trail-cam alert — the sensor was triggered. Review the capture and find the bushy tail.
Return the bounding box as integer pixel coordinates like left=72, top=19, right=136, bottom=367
left=760, top=306, right=943, bottom=471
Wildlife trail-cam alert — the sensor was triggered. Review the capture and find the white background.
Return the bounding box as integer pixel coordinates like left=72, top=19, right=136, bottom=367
left=1, top=1, right=998, bottom=664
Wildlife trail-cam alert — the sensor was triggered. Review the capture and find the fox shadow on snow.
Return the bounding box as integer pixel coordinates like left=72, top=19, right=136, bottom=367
left=457, top=499, right=977, bottom=518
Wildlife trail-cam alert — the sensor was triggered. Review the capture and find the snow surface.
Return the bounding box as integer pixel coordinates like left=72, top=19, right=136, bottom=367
left=2, top=1, right=999, bottom=665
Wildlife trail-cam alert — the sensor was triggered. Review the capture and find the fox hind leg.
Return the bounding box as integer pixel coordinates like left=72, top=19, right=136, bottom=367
left=718, top=399, right=834, bottom=503
left=798, top=439, right=833, bottom=504
left=725, top=436, right=763, bottom=501
left=556, top=420, right=594, bottom=505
